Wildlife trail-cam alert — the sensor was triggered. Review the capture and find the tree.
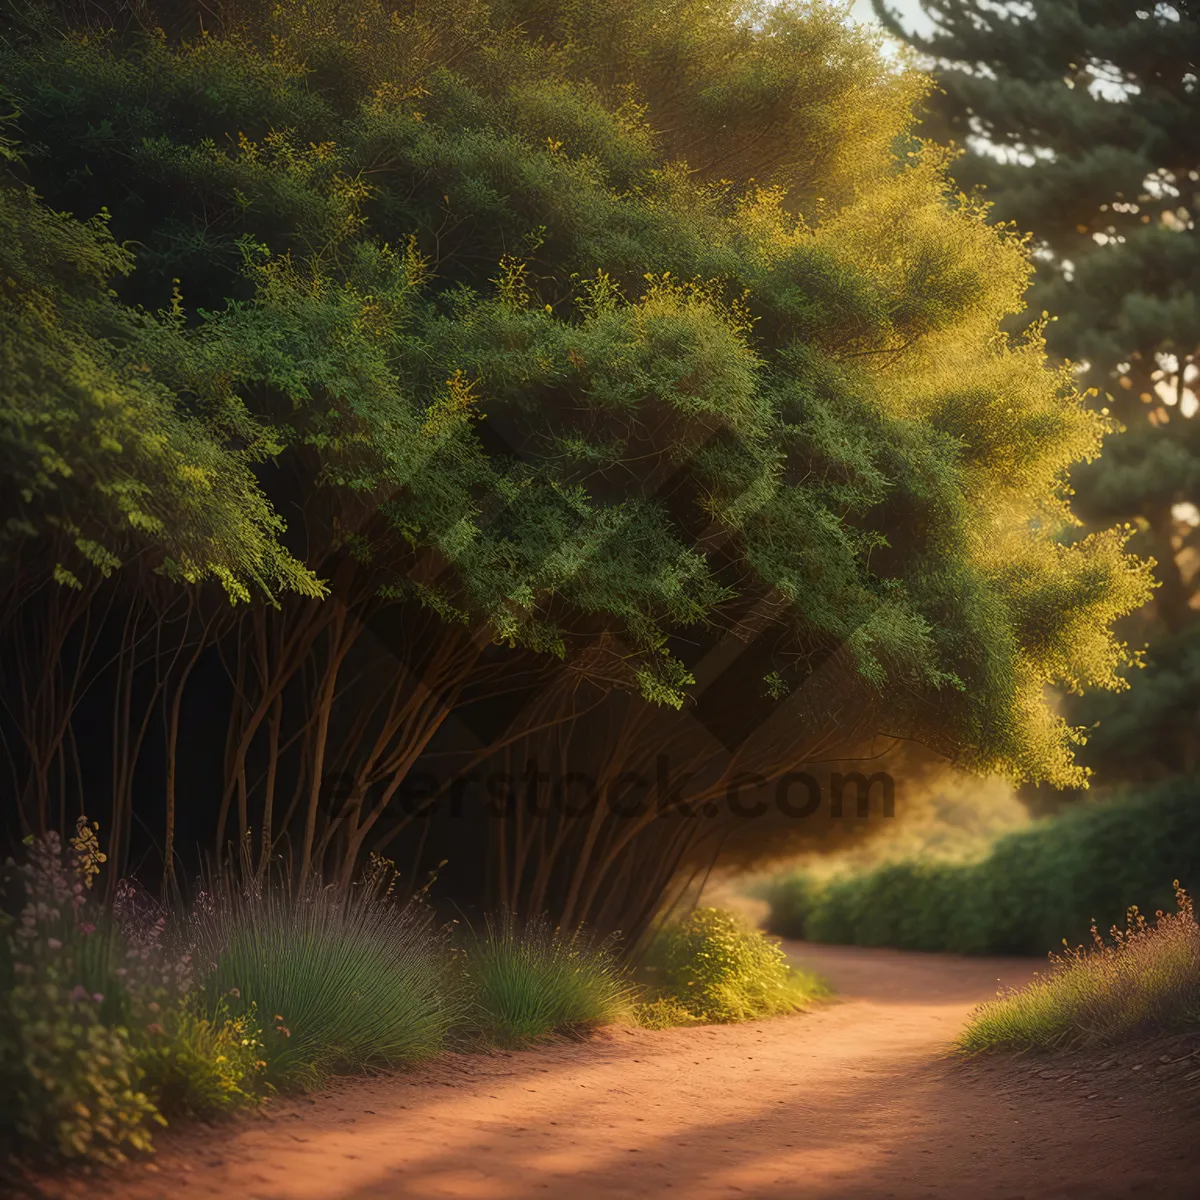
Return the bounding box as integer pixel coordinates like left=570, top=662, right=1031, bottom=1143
left=0, top=0, right=1151, bottom=930
left=873, top=0, right=1200, bottom=782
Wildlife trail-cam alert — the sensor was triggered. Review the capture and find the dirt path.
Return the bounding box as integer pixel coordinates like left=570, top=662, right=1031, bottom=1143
left=45, top=942, right=1199, bottom=1200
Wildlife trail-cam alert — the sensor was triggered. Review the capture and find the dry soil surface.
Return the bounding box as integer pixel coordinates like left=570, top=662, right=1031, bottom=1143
left=33, top=941, right=1200, bottom=1200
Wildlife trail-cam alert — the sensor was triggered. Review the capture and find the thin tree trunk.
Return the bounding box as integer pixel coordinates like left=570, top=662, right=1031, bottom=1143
left=162, top=605, right=210, bottom=900
left=1147, top=500, right=1192, bottom=631
left=298, top=608, right=350, bottom=888
left=259, top=691, right=284, bottom=880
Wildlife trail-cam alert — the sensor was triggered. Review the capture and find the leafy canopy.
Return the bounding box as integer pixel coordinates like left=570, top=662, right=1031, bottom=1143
left=873, top=0, right=1197, bottom=778
left=0, top=0, right=1155, bottom=783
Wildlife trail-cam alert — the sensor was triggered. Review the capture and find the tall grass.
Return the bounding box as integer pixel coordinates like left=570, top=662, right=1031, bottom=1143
left=466, top=914, right=633, bottom=1046
left=960, top=884, right=1200, bottom=1052
left=195, top=882, right=461, bottom=1089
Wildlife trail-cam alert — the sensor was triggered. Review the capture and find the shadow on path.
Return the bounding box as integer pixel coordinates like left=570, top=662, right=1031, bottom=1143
left=44, top=941, right=1200, bottom=1200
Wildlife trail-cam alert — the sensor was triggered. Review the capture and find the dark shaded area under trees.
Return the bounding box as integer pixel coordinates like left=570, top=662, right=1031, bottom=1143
left=0, top=0, right=1152, bottom=944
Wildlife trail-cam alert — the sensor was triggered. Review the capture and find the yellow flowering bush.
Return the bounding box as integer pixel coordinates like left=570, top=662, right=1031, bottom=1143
left=136, top=1000, right=266, bottom=1117
left=644, top=907, right=826, bottom=1024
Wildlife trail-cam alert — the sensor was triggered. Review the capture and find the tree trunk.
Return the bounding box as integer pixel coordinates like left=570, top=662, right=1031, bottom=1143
left=1146, top=501, right=1193, bottom=632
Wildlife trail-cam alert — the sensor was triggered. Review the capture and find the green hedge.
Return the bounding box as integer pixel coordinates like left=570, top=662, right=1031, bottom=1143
left=762, top=778, right=1200, bottom=955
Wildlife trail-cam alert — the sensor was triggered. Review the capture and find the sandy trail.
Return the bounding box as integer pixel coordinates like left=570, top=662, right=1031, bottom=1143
left=48, top=942, right=1199, bottom=1200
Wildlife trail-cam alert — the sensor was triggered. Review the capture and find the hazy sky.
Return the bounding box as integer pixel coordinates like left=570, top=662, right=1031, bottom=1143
left=848, top=0, right=934, bottom=36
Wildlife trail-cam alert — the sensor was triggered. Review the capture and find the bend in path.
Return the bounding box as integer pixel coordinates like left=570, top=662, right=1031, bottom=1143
left=43, top=941, right=1200, bottom=1200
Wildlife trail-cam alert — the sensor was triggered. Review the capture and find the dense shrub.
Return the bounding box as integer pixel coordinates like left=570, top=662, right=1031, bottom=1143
left=0, top=824, right=165, bottom=1164
left=0, top=0, right=1154, bottom=949
left=960, top=885, right=1200, bottom=1052
left=466, top=914, right=633, bottom=1046
left=642, top=907, right=826, bottom=1023
left=762, top=779, right=1200, bottom=955
left=756, top=872, right=825, bottom=944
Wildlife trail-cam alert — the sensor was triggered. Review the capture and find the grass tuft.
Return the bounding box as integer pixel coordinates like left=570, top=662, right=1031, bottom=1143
left=960, top=883, right=1200, bottom=1053
left=466, top=913, right=634, bottom=1047
left=194, top=882, right=461, bottom=1089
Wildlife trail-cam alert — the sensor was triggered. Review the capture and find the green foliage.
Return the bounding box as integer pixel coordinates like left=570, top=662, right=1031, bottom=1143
left=642, top=907, right=826, bottom=1023
left=193, top=883, right=460, bottom=1089
left=0, top=822, right=268, bottom=1162
left=880, top=0, right=1200, bottom=776
left=466, top=914, right=633, bottom=1046
left=755, top=873, right=825, bottom=943
left=0, top=153, right=323, bottom=602
left=630, top=995, right=703, bottom=1030
left=960, top=885, right=1200, bottom=1053
left=884, top=0, right=1199, bottom=401
left=134, top=1001, right=265, bottom=1119
left=0, top=986, right=160, bottom=1165
left=763, top=777, right=1200, bottom=955
left=0, top=827, right=163, bottom=1165
left=0, top=0, right=1156, bottom=796
left=1070, top=620, right=1200, bottom=781
left=0, top=828, right=304, bottom=1162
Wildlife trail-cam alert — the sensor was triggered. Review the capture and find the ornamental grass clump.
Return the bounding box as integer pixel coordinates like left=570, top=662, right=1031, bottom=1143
left=193, top=873, right=461, bottom=1089
left=960, top=883, right=1200, bottom=1053
left=643, top=907, right=826, bottom=1024
left=466, top=913, right=634, bottom=1046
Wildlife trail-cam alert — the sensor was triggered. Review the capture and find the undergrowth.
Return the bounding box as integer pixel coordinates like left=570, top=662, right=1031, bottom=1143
left=1, top=827, right=816, bottom=1169
left=0, top=830, right=453, bottom=1163
left=760, top=780, right=1200, bottom=955
left=465, top=914, right=633, bottom=1046
left=959, top=884, right=1200, bottom=1053
left=639, top=907, right=827, bottom=1023
left=194, top=873, right=460, bottom=1090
